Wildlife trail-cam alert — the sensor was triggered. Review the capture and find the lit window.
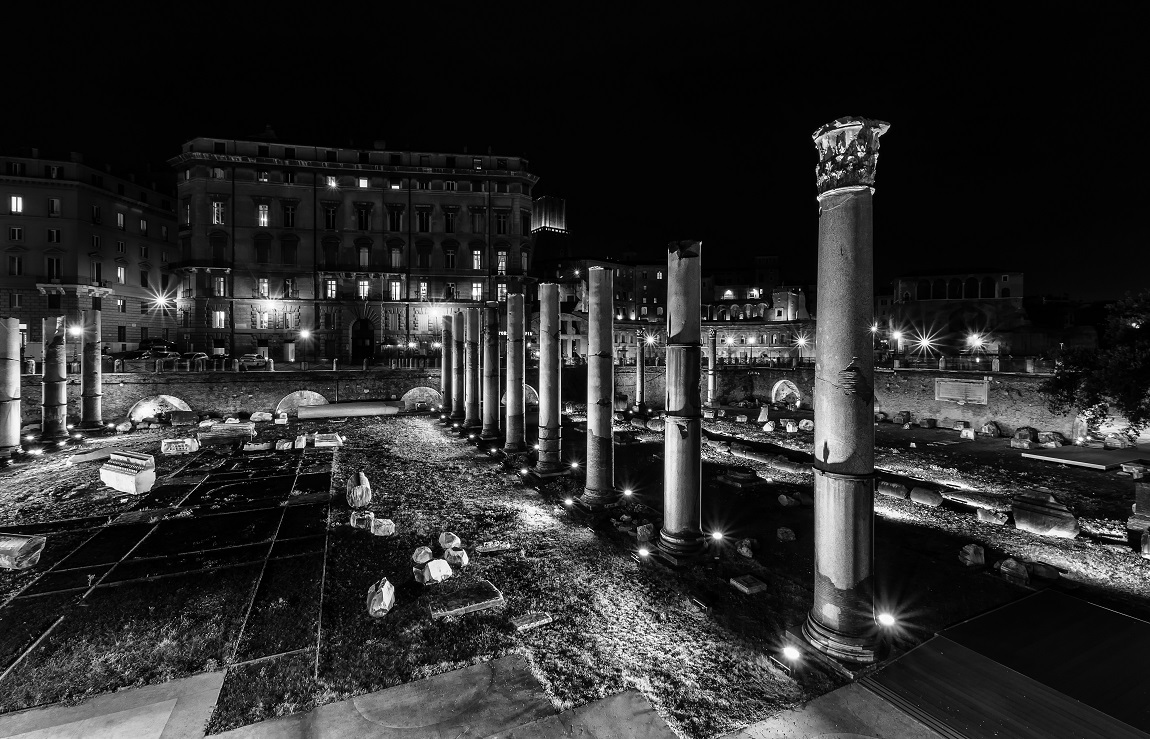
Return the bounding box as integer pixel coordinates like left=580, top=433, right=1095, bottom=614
left=7, top=255, right=21, bottom=275
left=419, top=281, right=428, bottom=299
left=116, top=212, right=125, bottom=230
left=139, top=218, right=147, bottom=234
left=48, top=198, right=60, bottom=216
left=390, top=280, right=402, bottom=301
left=258, top=171, right=269, bottom=182
left=358, top=246, right=370, bottom=268
left=116, top=298, right=126, bottom=313
left=8, top=195, right=22, bottom=213
left=48, top=228, right=60, bottom=243
left=472, top=250, right=482, bottom=270
left=497, top=250, right=507, bottom=275
left=7, top=227, right=22, bottom=241
left=257, top=204, right=269, bottom=227
left=445, top=181, right=456, bottom=191
left=212, top=310, right=227, bottom=328
left=258, top=278, right=269, bottom=298
left=657, top=271, right=662, bottom=279
left=326, top=176, right=338, bottom=188
left=213, top=276, right=226, bottom=296
left=257, top=311, right=269, bottom=329
left=213, top=168, right=225, bottom=179
left=211, top=201, right=225, bottom=225
left=325, top=279, right=337, bottom=299
left=389, top=180, right=401, bottom=190
left=390, top=248, right=402, bottom=268
left=117, top=266, right=126, bottom=284
left=471, top=283, right=482, bottom=301
left=357, top=177, right=368, bottom=188
left=358, top=279, right=370, bottom=299
left=497, top=283, right=507, bottom=302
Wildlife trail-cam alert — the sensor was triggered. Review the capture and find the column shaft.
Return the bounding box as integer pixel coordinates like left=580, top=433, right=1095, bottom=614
left=636, top=339, right=645, bottom=408
left=536, top=284, right=562, bottom=472
left=0, top=317, right=21, bottom=456
left=804, top=185, right=880, bottom=663
left=81, top=309, right=102, bottom=428
left=504, top=293, right=526, bottom=451
left=707, top=329, right=718, bottom=406
left=659, top=241, right=704, bottom=561
left=463, top=308, right=481, bottom=427
left=441, top=314, right=453, bottom=414
left=41, top=316, right=68, bottom=440
left=481, top=302, right=500, bottom=439
left=580, top=267, right=615, bottom=506
left=451, top=312, right=465, bottom=421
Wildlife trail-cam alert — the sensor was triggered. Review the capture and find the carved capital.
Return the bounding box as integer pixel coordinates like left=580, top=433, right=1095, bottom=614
left=812, top=117, right=890, bottom=195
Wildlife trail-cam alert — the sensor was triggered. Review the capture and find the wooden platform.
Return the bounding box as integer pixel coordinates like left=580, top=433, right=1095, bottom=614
left=862, top=591, right=1150, bottom=738
left=1020, top=445, right=1147, bottom=470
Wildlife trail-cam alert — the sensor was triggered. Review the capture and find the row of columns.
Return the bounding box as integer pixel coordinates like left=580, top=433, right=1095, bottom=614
left=439, top=297, right=528, bottom=454
left=0, top=312, right=105, bottom=457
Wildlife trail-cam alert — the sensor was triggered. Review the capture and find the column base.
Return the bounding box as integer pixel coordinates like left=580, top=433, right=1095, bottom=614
left=78, top=421, right=105, bottom=430
left=656, top=529, right=705, bottom=566
left=578, top=487, right=619, bottom=509
left=503, top=441, right=527, bottom=453
left=802, top=612, right=882, bottom=666
left=534, top=456, right=566, bottom=475
left=479, top=428, right=500, bottom=442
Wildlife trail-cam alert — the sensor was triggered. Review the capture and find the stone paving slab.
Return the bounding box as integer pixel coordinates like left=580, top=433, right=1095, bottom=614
left=720, top=682, right=945, bottom=739
left=490, top=689, right=677, bottom=738
left=0, top=671, right=224, bottom=739
left=215, top=654, right=554, bottom=738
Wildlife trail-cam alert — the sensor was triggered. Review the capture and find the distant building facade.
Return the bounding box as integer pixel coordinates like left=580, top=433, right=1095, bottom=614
left=0, top=149, right=178, bottom=358
left=890, top=271, right=1027, bottom=354
left=169, top=136, right=537, bottom=362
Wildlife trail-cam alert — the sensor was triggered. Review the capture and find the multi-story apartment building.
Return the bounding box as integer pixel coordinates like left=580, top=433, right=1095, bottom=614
left=169, top=136, right=537, bottom=362
left=0, top=149, right=179, bottom=359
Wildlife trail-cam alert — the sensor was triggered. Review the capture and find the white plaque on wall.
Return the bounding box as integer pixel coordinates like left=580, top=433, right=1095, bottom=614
left=935, top=378, right=988, bottom=405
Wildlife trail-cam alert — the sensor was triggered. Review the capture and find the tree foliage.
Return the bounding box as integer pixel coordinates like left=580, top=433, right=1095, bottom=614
left=1043, top=290, right=1150, bottom=439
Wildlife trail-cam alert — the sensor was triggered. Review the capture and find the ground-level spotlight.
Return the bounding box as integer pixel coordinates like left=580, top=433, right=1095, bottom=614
left=638, top=547, right=650, bottom=557
left=24, top=435, right=34, bottom=441
left=452, top=423, right=460, bottom=429
left=782, top=646, right=801, bottom=662
left=877, top=612, right=896, bottom=627
left=564, top=497, right=574, bottom=506
left=56, top=440, right=68, bottom=447
left=519, top=467, right=529, bottom=475
left=711, top=531, right=724, bottom=541
left=468, top=433, right=476, bottom=440
left=623, top=488, right=633, bottom=496
left=66, top=424, right=74, bottom=430
left=72, top=433, right=83, bottom=439
left=533, top=443, right=541, bottom=450
left=570, top=462, right=579, bottom=469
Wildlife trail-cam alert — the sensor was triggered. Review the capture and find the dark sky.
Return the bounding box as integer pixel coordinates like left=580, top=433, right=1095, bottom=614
left=4, top=10, right=1143, bottom=301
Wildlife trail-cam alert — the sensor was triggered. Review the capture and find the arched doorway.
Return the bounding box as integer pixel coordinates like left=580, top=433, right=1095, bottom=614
left=128, top=394, right=192, bottom=423
left=351, top=319, right=375, bottom=363
left=771, top=380, right=801, bottom=407
left=275, top=390, right=328, bottom=416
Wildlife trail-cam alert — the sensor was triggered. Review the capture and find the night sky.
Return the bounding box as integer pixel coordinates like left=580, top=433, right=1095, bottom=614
left=4, top=11, right=1142, bottom=301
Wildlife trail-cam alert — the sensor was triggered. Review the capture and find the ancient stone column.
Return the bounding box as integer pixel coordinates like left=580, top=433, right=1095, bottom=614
left=707, top=328, right=718, bottom=407
left=803, top=117, right=890, bottom=665
left=463, top=308, right=481, bottom=428
left=536, top=284, right=562, bottom=472
left=441, top=314, right=453, bottom=415
left=502, top=294, right=525, bottom=451
left=481, top=302, right=500, bottom=441
left=41, top=316, right=68, bottom=440
left=658, top=241, right=704, bottom=563
left=635, top=329, right=646, bottom=409
left=80, top=309, right=102, bottom=428
left=579, top=267, right=615, bottom=507
left=0, top=317, right=21, bottom=456
left=450, top=312, right=465, bottom=422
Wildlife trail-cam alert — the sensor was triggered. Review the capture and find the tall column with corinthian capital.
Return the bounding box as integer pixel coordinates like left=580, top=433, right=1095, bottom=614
left=803, top=116, right=890, bottom=665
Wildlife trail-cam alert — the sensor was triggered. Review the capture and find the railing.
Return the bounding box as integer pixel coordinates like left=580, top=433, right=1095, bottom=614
left=874, top=355, right=1055, bottom=374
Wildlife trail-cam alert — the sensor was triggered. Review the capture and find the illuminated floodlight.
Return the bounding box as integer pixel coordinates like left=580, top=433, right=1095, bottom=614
left=782, top=646, right=801, bottom=661
left=623, top=488, right=633, bottom=496
left=533, top=443, right=541, bottom=450
left=67, top=325, right=83, bottom=337
left=27, top=448, right=44, bottom=456
left=73, top=433, right=83, bottom=439
left=452, top=423, right=460, bottom=428
left=57, top=440, right=67, bottom=447
left=637, top=547, right=650, bottom=557
left=725, top=336, right=734, bottom=345
left=23, top=435, right=33, bottom=441
left=564, top=497, right=574, bottom=506
left=870, top=323, right=879, bottom=333
left=407, top=342, right=417, bottom=348
left=877, top=612, right=896, bottom=627
left=468, top=433, right=476, bottom=440
left=711, top=531, right=724, bottom=541
left=299, top=329, right=311, bottom=339
left=967, top=334, right=984, bottom=348
left=519, top=467, right=529, bottom=475
left=891, top=331, right=902, bottom=341
left=795, top=336, right=808, bottom=347
left=67, top=424, right=74, bottom=430
left=570, top=461, right=579, bottom=469
left=645, top=335, right=656, bottom=346
left=433, top=342, right=442, bottom=348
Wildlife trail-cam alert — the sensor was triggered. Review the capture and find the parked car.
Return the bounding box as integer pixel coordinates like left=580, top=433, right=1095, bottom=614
left=138, top=338, right=178, bottom=352
left=180, top=352, right=209, bottom=368
left=111, top=350, right=148, bottom=360
left=237, top=353, right=268, bottom=368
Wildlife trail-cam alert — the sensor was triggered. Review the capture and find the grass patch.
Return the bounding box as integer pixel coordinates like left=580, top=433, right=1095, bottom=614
left=129, top=484, right=196, bottom=511
left=0, top=529, right=94, bottom=603
left=19, top=564, right=113, bottom=596
left=269, top=536, right=325, bottom=559
left=181, top=478, right=295, bottom=509
left=277, top=503, right=328, bottom=539
left=55, top=523, right=154, bottom=568
left=131, top=510, right=280, bottom=558
left=207, top=651, right=320, bottom=735
left=0, top=592, right=77, bottom=670
left=233, top=553, right=324, bottom=662
left=0, top=563, right=262, bottom=713
left=107, top=542, right=272, bottom=583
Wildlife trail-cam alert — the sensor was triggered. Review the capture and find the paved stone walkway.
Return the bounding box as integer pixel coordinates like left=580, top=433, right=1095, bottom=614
left=0, top=656, right=675, bottom=739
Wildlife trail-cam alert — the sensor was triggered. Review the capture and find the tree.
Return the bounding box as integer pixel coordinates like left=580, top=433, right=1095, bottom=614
left=1043, top=290, right=1150, bottom=440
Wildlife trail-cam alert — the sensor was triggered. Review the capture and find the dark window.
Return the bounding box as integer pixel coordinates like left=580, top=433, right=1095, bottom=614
left=255, top=238, right=271, bottom=264
left=325, top=207, right=337, bottom=230
left=445, top=156, right=456, bottom=168
left=140, top=270, right=149, bottom=287
left=445, top=212, right=456, bottom=233
left=323, top=241, right=339, bottom=265
left=357, top=209, right=370, bottom=230
left=359, top=152, right=369, bottom=164
left=214, top=142, right=226, bottom=154
left=496, top=158, right=507, bottom=169
left=521, top=214, right=530, bottom=235
left=389, top=154, right=402, bottom=165
left=417, top=211, right=430, bottom=232
left=48, top=293, right=61, bottom=309
left=325, top=150, right=337, bottom=162
left=444, top=250, right=456, bottom=270
left=387, top=210, right=402, bottom=231
left=282, top=204, right=295, bottom=227
left=258, top=145, right=269, bottom=157
left=140, top=327, right=149, bottom=341
left=117, top=326, right=126, bottom=342
left=283, top=170, right=295, bottom=184
left=282, top=240, right=297, bottom=265
left=417, top=251, right=430, bottom=268
left=284, top=147, right=295, bottom=158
